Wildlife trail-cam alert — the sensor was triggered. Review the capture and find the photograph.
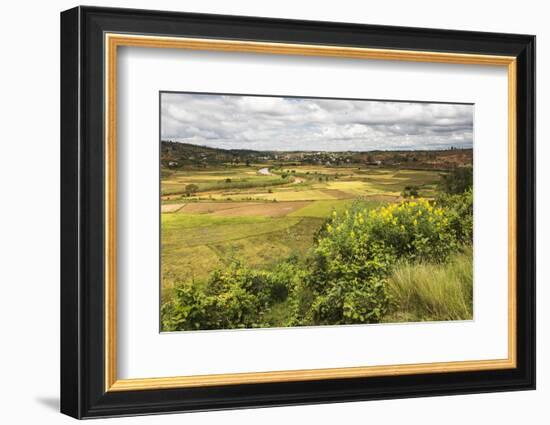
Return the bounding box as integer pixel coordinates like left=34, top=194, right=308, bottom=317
left=159, top=92, right=474, bottom=332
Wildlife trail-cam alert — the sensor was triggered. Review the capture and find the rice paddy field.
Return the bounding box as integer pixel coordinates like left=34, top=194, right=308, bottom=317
left=160, top=163, right=443, bottom=297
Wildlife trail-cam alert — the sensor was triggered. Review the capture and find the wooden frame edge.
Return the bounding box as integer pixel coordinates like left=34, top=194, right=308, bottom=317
left=105, top=33, right=118, bottom=390
left=104, top=33, right=518, bottom=392
left=507, top=59, right=518, bottom=369
left=108, top=358, right=516, bottom=391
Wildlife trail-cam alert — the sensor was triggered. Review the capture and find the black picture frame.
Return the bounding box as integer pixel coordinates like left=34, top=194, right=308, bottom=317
left=61, top=5, right=536, bottom=419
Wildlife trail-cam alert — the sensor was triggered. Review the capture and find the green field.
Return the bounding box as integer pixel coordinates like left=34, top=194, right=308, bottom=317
left=161, top=163, right=442, bottom=296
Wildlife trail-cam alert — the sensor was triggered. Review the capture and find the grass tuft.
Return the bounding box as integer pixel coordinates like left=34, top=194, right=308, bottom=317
left=385, top=247, right=473, bottom=322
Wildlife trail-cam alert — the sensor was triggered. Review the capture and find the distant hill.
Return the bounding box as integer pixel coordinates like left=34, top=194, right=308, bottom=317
left=161, top=141, right=473, bottom=170
left=161, top=141, right=267, bottom=167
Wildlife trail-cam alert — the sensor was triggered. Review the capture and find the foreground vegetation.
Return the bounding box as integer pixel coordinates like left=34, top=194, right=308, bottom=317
left=160, top=143, right=473, bottom=331
left=161, top=190, right=472, bottom=331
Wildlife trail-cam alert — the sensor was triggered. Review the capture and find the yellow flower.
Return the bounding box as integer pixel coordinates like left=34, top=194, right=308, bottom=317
left=413, top=219, right=418, bottom=226
left=400, top=225, right=405, bottom=231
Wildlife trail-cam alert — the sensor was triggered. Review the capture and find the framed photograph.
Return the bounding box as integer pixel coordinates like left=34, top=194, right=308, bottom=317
left=60, top=6, right=535, bottom=419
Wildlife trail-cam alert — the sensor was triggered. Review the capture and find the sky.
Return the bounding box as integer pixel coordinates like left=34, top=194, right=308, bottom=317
left=160, top=92, right=473, bottom=152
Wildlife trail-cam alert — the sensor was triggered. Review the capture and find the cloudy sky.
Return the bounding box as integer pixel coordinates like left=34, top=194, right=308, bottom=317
left=161, top=92, right=473, bottom=152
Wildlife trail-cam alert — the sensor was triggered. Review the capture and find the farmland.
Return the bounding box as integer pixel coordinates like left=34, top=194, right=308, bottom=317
left=160, top=142, right=474, bottom=330
left=158, top=93, right=475, bottom=331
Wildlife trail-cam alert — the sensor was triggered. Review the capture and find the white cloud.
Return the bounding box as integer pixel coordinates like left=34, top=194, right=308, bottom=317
left=161, top=92, right=473, bottom=151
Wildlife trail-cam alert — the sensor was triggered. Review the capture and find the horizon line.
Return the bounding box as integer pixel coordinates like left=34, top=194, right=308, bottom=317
left=161, top=140, right=473, bottom=153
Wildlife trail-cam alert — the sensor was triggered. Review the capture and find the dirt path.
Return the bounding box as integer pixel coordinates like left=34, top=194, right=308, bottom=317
left=161, top=203, right=186, bottom=213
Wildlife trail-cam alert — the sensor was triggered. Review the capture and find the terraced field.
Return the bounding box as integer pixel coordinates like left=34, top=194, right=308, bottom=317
left=161, top=163, right=443, bottom=296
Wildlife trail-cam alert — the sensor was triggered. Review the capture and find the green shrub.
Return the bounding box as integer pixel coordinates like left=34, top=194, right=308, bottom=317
left=301, top=236, right=392, bottom=325
left=401, top=185, right=419, bottom=198
left=184, top=183, right=199, bottom=196
left=440, top=166, right=473, bottom=194
left=161, top=284, right=217, bottom=331
left=436, top=188, right=473, bottom=244
left=161, top=262, right=291, bottom=331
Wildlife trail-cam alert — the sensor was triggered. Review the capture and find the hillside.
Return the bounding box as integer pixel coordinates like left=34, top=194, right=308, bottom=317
left=161, top=141, right=472, bottom=170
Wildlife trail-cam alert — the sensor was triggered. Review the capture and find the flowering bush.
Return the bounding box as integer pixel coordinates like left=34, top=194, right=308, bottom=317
left=298, top=199, right=459, bottom=325
left=365, top=198, right=458, bottom=263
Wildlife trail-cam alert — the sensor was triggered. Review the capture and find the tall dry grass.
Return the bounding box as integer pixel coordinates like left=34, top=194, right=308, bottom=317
left=385, top=246, right=473, bottom=322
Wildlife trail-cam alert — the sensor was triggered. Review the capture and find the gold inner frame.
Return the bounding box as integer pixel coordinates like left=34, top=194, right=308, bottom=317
left=104, top=33, right=517, bottom=392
